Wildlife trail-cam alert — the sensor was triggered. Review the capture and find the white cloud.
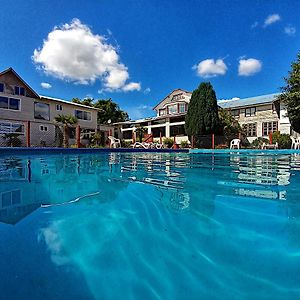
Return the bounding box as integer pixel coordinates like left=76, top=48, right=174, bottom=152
left=33, top=18, right=140, bottom=92
left=193, top=59, right=227, bottom=78
left=238, top=58, right=262, bottom=76
left=143, top=87, right=151, bottom=94
left=122, top=82, right=141, bottom=92
left=284, top=25, right=296, bottom=36
left=263, top=14, right=281, bottom=27
left=41, top=82, right=52, bottom=89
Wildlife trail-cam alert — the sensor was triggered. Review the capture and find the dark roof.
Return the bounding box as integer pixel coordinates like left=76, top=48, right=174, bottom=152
left=218, top=93, right=279, bottom=109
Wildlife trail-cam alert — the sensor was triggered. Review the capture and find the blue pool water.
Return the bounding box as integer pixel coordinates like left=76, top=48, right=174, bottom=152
left=0, top=151, right=300, bottom=300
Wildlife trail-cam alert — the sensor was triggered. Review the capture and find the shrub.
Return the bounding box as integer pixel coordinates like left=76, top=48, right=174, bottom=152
left=121, top=140, right=132, bottom=148
left=180, top=140, right=189, bottom=148
left=163, top=137, right=174, bottom=148
left=251, top=137, right=269, bottom=149
left=215, top=144, right=228, bottom=149
left=2, top=133, right=22, bottom=147
left=272, top=131, right=292, bottom=149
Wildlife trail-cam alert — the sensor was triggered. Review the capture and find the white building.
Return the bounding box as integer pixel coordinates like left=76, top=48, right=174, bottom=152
left=115, top=89, right=292, bottom=143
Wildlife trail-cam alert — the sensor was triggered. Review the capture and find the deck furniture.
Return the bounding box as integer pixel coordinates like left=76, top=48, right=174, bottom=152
left=108, top=136, right=121, bottom=148
left=291, top=136, right=300, bottom=149
left=132, top=142, right=151, bottom=149
left=261, top=142, right=278, bottom=150
left=230, top=139, right=240, bottom=149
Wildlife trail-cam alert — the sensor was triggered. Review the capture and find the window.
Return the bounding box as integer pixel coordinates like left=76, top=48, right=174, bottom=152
left=179, top=103, right=186, bottom=113
left=0, top=96, right=20, bottom=110
left=56, top=104, right=63, bottom=111
left=245, top=107, right=256, bottom=117
left=39, top=125, right=48, bottom=132
left=0, top=122, right=24, bottom=134
left=262, top=121, right=278, bottom=136
left=168, top=104, right=177, bottom=114
left=159, top=109, right=166, bottom=116
left=75, top=110, right=91, bottom=121
left=14, top=86, right=25, bottom=96
left=172, top=94, right=184, bottom=101
left=0, top=83, right=4, bottom=93
left=1, top=190, right=21, bottom=208
left=242, top=123, right=257, bottom=137
left=231, top=109, right=240, bottom=118
left=34, top=102, right=50, bottom=120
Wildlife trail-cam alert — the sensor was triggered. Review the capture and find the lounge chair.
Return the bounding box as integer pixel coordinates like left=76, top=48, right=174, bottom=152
left=108, top=136, right=121, bottom=148
left=291, top=136, right=300, bottom=149
left=261, top=142, right=278, bottom=150
left=230, top=139, right=240, bottom=149
left=132, top=142, right=163, bottom=149
left=132, top=142, right=151, bottom=149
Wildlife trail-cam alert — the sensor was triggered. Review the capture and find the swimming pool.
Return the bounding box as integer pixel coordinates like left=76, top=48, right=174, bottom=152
left=0, top=151, right=300, bottom=299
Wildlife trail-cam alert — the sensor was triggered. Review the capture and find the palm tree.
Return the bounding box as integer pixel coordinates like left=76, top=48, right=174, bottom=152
left=55, top=114, right=78, bottom=148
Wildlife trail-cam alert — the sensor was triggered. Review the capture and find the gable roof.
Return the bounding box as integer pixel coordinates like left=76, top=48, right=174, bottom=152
left=0, top=67, right=40, bottom=98
left=218, top=93, right=279, bottom=109
left=153, top=88, right=192, bottom=110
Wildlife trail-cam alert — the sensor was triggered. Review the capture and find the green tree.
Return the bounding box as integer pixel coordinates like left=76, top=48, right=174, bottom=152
left=55, top=114, right=78, bottom=148
left=185, top=82, right=221, bottom=144
left=94, top=99, right=129, bottom=124
left=277, top=52, right=300, bottom=133
left=135, top=126, right=147, bottom=142
left=72, top=97, right=94, bottom=107
left=218, top=108, right=242, bottom=137
left=72, top=98, right=129, bottom=124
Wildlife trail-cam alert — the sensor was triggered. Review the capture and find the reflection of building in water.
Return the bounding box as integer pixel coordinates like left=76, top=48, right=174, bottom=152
left=0, top=155, right=128, bottom=225
left=223, top=155, right=293, bottom=200
left=118, top=153, right=191, bottom=212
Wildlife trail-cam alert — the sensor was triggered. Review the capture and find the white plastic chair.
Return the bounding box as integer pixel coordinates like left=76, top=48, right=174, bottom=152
left=291, top=136, right=300, bottom=149
left=108, top=136, right=121, bottom=148
left=230, top=139, right=240, bottom=149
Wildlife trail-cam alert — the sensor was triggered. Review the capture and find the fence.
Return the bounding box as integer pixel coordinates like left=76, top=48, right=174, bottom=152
left=0, top=119, right=104, bottom=148
left=190, top=133, right=242, bottom=149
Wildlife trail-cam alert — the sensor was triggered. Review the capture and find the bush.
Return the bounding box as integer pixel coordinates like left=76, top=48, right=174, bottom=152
left=163, top=137, right=174, bottom=148
left=121, top=140, right=132, bottom=148
left=251, top=137, right=269, bottom=149
left=180, top=140, right=189, bottom=148
left=272, top=131, right=292, bottom=149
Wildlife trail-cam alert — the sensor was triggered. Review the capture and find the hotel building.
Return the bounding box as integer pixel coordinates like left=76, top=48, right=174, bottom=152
left=115, top=88, right=292, bottom=143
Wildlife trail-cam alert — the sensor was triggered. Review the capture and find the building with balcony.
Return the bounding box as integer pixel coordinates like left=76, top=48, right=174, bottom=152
left=115, top=89, right=292, bottom=143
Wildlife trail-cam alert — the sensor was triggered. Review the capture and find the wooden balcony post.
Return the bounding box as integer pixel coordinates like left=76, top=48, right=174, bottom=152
left=212, top=133, right=215, bottom=149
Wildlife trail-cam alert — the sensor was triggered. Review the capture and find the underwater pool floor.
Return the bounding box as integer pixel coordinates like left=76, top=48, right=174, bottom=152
left=0, top=151, right=300, bottom=300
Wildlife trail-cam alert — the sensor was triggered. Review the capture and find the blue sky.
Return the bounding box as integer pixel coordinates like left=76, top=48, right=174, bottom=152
left=0, top=0, right=299, bottom=119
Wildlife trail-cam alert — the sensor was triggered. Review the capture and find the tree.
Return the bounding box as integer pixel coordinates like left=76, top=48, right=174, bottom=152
left=55, top=114, right=78, bottom=148
left=185, top=82, right=221, bottom=143
left=218, top=108, right=242, bottom=137
left=94, top=99, right=129, bottom=124
left=72, top=97, right=94, bottom=107
left=277, top=52, right=300, bottom=133
left=72, top=97, right=129, bottom=124
left=135, top=126, right=147, bottom=142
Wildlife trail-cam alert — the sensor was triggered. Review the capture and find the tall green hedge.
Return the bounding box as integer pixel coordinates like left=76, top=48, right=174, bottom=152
left=185, top=82, right=221, bottom=143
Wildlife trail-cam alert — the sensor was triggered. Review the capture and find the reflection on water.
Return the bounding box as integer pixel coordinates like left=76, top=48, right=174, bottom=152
left=0, top=152, right=300, bottom=299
